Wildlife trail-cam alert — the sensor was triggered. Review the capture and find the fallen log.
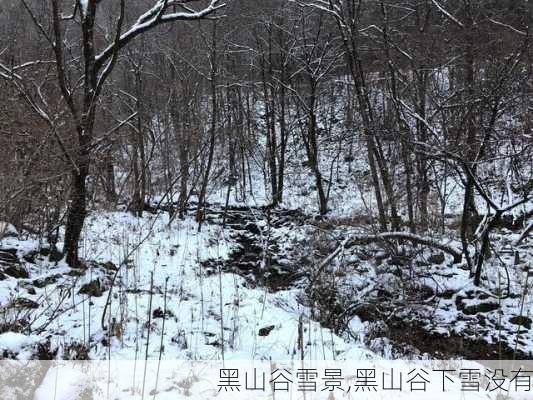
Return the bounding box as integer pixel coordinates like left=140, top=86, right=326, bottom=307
left=346, top=232, right=463, bottom=264
left=312, top=231, right=463, bottom=284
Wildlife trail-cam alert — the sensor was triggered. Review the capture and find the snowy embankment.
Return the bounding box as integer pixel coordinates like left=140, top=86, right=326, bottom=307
left=0, top=210, right=371, bottom=361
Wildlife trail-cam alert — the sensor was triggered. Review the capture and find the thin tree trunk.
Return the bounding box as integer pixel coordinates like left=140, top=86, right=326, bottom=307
left=196, top=23, right=218, bottom=225
left=303, top=83, right=328, bottom=216
left=277, top=83, right=288, bottom=204
left=64, top=165, right=88, bottom=267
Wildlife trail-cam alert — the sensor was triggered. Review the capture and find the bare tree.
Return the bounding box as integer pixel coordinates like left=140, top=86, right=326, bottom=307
left=0, top=0, right=224, bottom=266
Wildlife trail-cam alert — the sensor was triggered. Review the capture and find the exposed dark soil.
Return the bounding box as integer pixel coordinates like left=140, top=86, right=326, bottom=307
left=386, top=319, right=531, bottom=359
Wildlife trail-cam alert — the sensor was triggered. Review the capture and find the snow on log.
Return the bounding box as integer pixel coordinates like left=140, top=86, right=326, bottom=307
left=347, top=232, right=463, bottom=264
left=316, top=231, right=463, bottom=277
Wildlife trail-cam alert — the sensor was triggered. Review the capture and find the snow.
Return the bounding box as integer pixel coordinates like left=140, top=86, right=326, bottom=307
left=7, top=359, right=532, bottom=400
left=0, top=158, right=531, bottom=396
left=0, top=73, right=531, bottom=385
left=79, top=0, right=88, bottom=16
left=0, top=145, right=531, bottom=362
left=0, top=236, right=40, bottom=255
left=0, top=210, right=372, bottom=362
left=0, top=222, right=18, bottom=238
left=1, top=195, right=529, bottom=364
left=0, top=332, right=41, bottom=359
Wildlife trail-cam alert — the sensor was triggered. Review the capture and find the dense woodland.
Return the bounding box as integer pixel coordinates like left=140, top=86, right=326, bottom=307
left=0, top=0, right=532, bottom=366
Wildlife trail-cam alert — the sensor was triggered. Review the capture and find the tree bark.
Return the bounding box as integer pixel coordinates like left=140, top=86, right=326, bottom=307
left=64, top=166, right=88, bottom=267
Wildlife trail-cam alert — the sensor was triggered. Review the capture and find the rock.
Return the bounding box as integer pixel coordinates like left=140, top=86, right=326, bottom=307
left=465, top=289, right=489, bottom=300
left=21, top=247, right=62, bottom=264
left=0, top=249, right=19, bottom=264
left=352, top=304, right=379, bottom=322
left=440, top=289, right=456, bottom=299
left=102, top=261, right=117, bottom=271
left=388, top=256, right=410, bottom=266
left=428, top=252, right=445, bottom=265
left=171, top=330, right=188, bottom=349
left=244, top=222, right=261, bottom=235
left=67, top=268, right=85, bottom=277
left=0, top=346, right=50, bottom=394
left=415, top=260, right=431, bottom=267
left=0, top=222, right=18, bottom=238
left=22, top=252, right=38, bottom=263
left=376, top=288, right=392, bottom=299
left=33, top=274, right=61, bottom=288
left=78, top=279, right=104, bottom=297
left=456, top=294, right=501, bottom=315
left=258, top=325, right=275, bottom=337
left=13, top=298, right=39, bottom=309
left=375, top=253, right=388, bottom=266
left=417, top=285, right=435, bottom=300
left=509, top=316, right=532, bottom=329
left=152, top=307, right=174, bottom=319
left=39, top=247, right=63, bottom=262
left=3, top=264, right=29, bottom=279
left=462, top=302, right=500, bottom=315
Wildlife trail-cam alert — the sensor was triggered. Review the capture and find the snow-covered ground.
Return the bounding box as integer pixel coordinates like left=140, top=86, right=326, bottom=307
left=0, top=117, right=532, bottom=400
left=0, top=210, right=372, bottom=361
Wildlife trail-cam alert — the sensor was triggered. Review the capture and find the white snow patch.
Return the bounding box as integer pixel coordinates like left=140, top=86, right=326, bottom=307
left=0, top=332, right=40, bottom=357
left=0, top=222, right=18, bottom=238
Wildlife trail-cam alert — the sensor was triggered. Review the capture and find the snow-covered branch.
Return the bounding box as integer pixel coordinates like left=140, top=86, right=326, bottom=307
left=94, top=0, right=225, bottom=71
left=347, top=232, right=463, bottom=264
left=430, top=0, right=464, bottom=28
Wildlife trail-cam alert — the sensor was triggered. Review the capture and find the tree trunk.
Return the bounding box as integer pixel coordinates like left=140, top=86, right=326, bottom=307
left=64, top=168, right=88, bottom=267
left=473, top=211, right=502, bottom=286
left=104, top=155, right=117, bottom=206
left=277, top=83, right=288, bottom=204
left=178, top=133, right=189, bottom=218
left=460, top=3, right=478, bottom=271
left=366, top=136, right=388, bottom=231
left=416, top=71, right=430, bottom=229
left=196, top=23, right=218, bottom=226
left=302, top=82, right=328, bottom=215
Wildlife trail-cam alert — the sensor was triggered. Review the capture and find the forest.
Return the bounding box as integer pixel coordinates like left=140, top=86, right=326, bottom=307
left=0, top=0, right=532, bottom=395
